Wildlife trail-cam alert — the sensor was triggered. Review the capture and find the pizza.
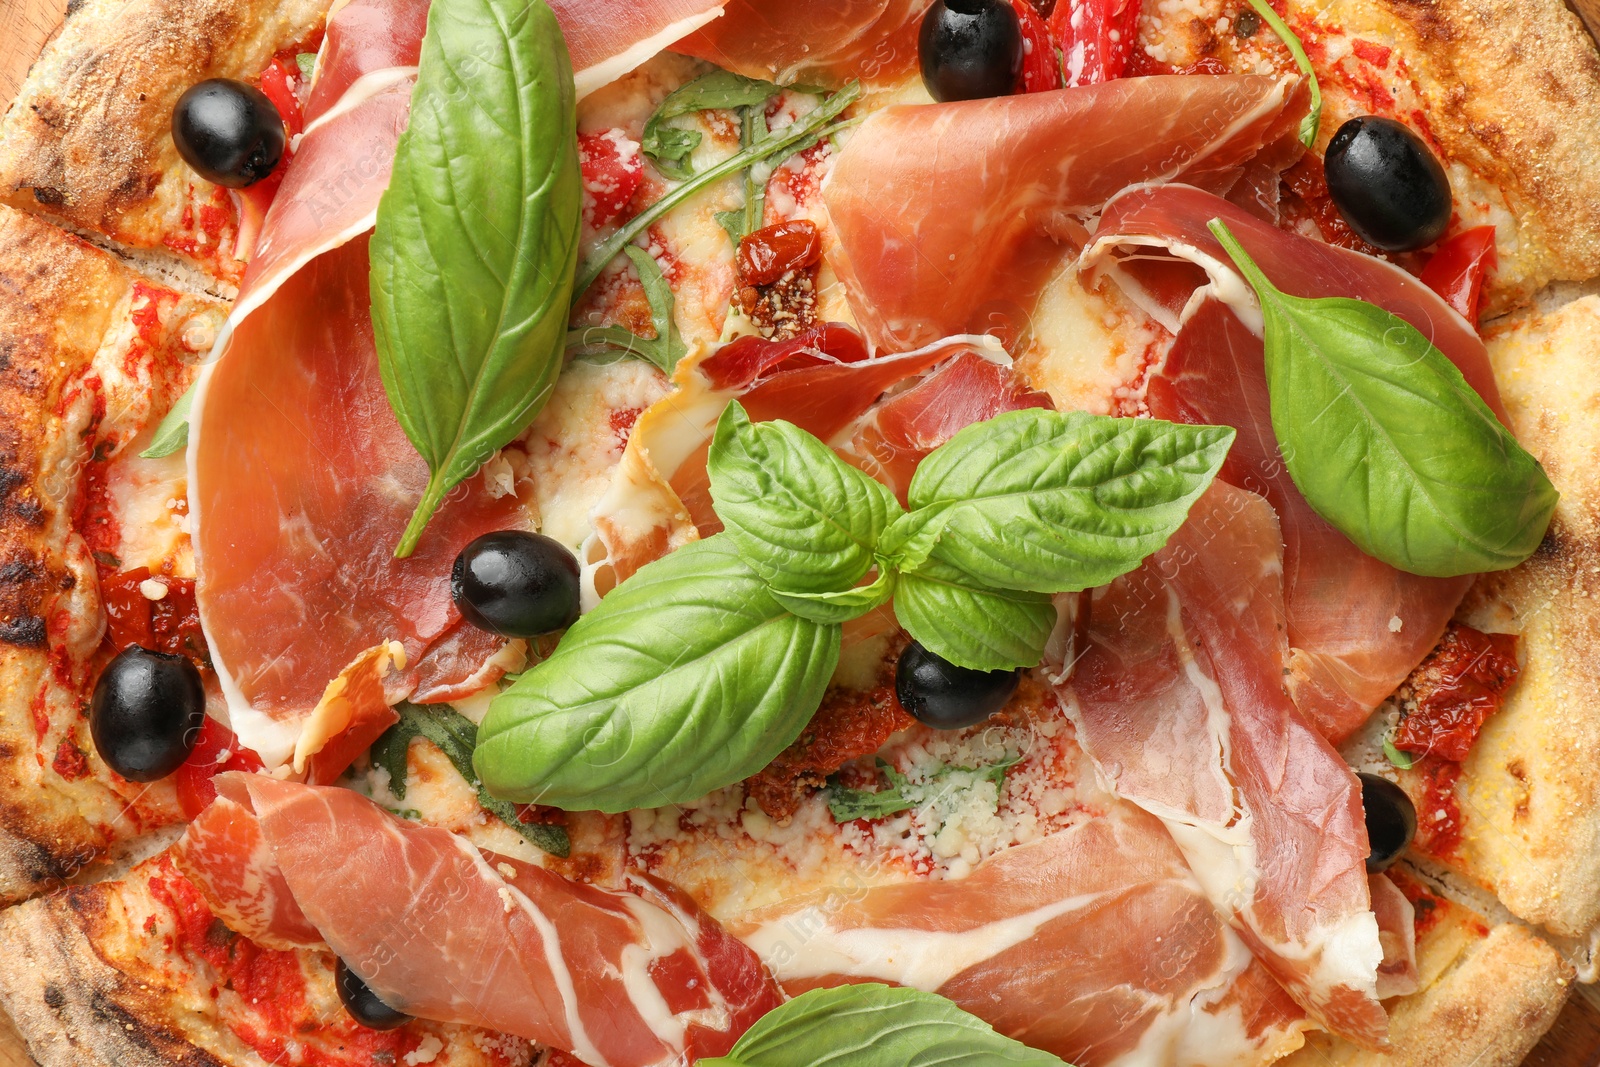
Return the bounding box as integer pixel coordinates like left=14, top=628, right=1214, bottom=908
left=0, top=0, right=1597, bottom=1064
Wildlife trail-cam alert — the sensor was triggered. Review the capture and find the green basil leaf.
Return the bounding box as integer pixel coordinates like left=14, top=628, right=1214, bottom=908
left=827, top=755, right=1018, bottom=823
left=701, top=984, right=1071, bottom=1067
left=894, top=557, right=1056, bottom=671
left=640, top=70, right=784, bottom=180
left=1240, top=0, right=1321, bottom=147
left=709, top=401, right=903, bottom=595
left=769, top=565, right=897, bottom=625
left=902, top=408, right=1234, bottom=594
left=371, top=0, right=581, bottom=557
left=1382, top=735, right=1415, bottom=770
left=295, top=52, right=317, bottom=81
left=371, top=704, right=570, bottom=857
left=576, top=82, right=860, bottom=300
left=474, top=535, right=841, bottom=812
left=565, top=246, right=684, bottom=374
left=139, top=382, right=195, bottom=459
left=1208, top=220, right=1558, bottom=577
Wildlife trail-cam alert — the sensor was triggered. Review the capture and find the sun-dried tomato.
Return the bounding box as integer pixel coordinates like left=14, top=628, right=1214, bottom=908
left=736, top=220, right=823, bottom=288
left=1393, top=623, right=1519, bottom=762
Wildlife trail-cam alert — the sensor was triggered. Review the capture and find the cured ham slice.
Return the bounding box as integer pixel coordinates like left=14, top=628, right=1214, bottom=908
left=675, top=0, right=933, bottom=85
left=175, top=775, right=783, bottom=1066
left=1061, top=482, right=1389, bottom=1047
left=731, top=804, right=1311, bottom=1066
left=823, top=74, right=1308, bottom=350
left=552, top=0, right=725, bottom=97
left=1080, top=185, right=1490, bottom=737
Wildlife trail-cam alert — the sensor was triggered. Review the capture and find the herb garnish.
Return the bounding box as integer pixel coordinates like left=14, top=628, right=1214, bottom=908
left=700, top=985, right=1070, bottom=1067
left=1209, top=219, right=1558, bottom=577
left=371, top=0, right=582, bottom=557
left=1382, top=734, right=1415, bottom=770
left=641, top=71, right=786, bottom=180
left=565, top=246, right=686, bottom=374
left=827, top=755, right=1019, bottom=823
left=372, top=702, right=570, bottom=857
left=1241, top=0, right=1322, bottom=147
left=140, top=383, right=195, bottom=459
left=475, top=402, right=1231, bottom=811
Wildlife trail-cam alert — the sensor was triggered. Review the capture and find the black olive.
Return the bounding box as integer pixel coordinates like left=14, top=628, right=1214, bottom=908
left=89, top=646, right=205, bottom=782
left=171, top=79, right=286, bottom=188
left=918, top=0, right=1024, bottom=102
left=1359, top=771, right=1417, bottom=873
left=1323, top=116, right=1452, bottom=252
left=895, top=640, right=1021, bottom=730
left=335, top=958, right=411, bottom=1030
left=451, top=530, right=581, bottom=639
left=1233, top=9, right=1261, bottom=37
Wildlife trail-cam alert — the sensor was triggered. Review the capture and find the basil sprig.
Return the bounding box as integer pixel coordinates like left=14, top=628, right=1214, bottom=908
left=1241, top=0, right=1321, bottom=147
left=140, top=382, right=196, bottom=458
left=565, top=246, right=685, bottom=374
left=1209, top=219, right=1557, bottom=576
left=372, top=703, right=570, bottom=857
left=371, top=0, right=581, bottom=557
left=641, top=70, right=786, bottom=180
left=476, top=401, right=1230, bottom=811
left=573, top=81, right=861, bottom=301
left=700, top=985, right=1070, bottom=1067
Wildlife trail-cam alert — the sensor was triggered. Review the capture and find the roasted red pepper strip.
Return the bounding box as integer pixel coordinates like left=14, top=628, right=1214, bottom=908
left=1050, top=0, right=1143, bottom=86
left=1419, top=225, right=1497, bottom=323
left=1013, top=0, right=1062, bottom=92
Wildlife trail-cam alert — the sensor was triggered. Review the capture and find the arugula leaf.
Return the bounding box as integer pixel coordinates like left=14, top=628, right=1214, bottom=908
left=1382, top=735, right=1415, bottom=770
left=700, top=985, right=1071, bottom=1067
left=140, top=383, right=195, bottom=459
left=897, top=409, right=1235, bottom=595
left=371, top=0, right=581, bottom=557
left=1241, top=0, right=1321, bottom=147
left=709, top=401, right=904, bottom=596
left=566, top=246, right=685, bottom=374
left=827, top=756, right=1018, bottom=822
left=575, top=82, right=861, bottom=301
left=641, top=71, right=784, bottom=180
left=715, top=98, right=773, bottom=248
left=894, top=558, right=1056, bottom=671
left=475, top=535, right=841, bottom=812
left=371, top=703, right=570, bottom=857
left=1209, top=219, right=1558, bottom=577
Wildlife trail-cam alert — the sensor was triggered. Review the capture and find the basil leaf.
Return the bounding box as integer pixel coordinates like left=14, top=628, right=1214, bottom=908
left=894, top=557, right=1056, bottom=671
left=139, top=382, right=195, bottom=459
left=901, top=409, right=1234, bottom=595
left=701, top=984, right=1070, bottom=1067
left=709, top=401, right=903, bottom=595
left=1382, top=735, right=1415, bottom=770
left=641, top=70, right=785, bottom=180
left=295, top=52, right=317, bottom=81
left=575, top=82, right=861, bottom=300
left=1241, top=0, right=1321, bottom=147
left=371, top=703, right=570, bottom=857
left=769, top=566, right=896, bottom=625
left=1208, top=220, right=1558, bottom=577
left=371, top=0, right=581, bottom=557
left=566, top=246, right=684, bottom=374
left=827, top=756, right=1017, bottom=822
left=475, top=535, right=841, bottom=812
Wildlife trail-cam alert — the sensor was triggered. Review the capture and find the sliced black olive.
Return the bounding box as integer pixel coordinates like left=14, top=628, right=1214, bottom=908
left=89, top=646, right=205, bottom=782
left=1359, top=771, right=1417, bottom=873
left=451, top=530, right=581, bottom=639
left=335, top=958, right=411, bottom=1030
left=895, top=640, right=1021, bottom=730
left=172, top=78, right=286, bottom=188
left=1323, top=116, right=1452, bottom=252
left=918, top=0, right=1024, bottom=102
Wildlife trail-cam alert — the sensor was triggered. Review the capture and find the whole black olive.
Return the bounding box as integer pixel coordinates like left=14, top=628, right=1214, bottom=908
left=451, top=530, right=581, bottom=639
left=335, top=958, right=411, bottom=1030
left=172, top=78, right=286, bottom=188
left=89, top=646, right=205, bottom=782
left=1323, top=116, right=1452, bottom=252
left=918, top=0, right=1025, bottom=102
left=1359, top=771, right=1418, bottom=873
left=895, top=640, right=1021, bottom=730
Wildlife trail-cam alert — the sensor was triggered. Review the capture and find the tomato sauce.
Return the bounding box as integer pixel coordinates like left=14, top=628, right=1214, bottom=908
left=746, top=681, right=914, bottom=819
left=51, top=740, right=90, bottom=781
left=1280, top=156, right=1388, bottom=256
left=1393, top=623, right=1519, bottom=762
left=1411, top=757, right=1465, bottom=858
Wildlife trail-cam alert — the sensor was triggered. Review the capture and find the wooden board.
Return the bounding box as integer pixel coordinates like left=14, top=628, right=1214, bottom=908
left=0, top=0, right=1599, bottom=1064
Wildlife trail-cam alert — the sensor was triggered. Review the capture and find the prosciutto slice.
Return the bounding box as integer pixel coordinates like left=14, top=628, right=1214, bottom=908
left=823, top=74, right=1308, bottom=350
left=1080, top=185, right=1490, bottom=738
left=174, top=775, right=782, bottom=1066
left=675, top=0, right=933, bottom=85
left=730, top=803, right=1311, bottom=1067
left=1061, top=482, right=1388, bottom=1047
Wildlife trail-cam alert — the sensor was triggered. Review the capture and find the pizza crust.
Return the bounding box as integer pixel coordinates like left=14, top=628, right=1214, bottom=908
left=0, top=0, right=329, bottom=289
left=0, top=204, right=222, bottom=906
